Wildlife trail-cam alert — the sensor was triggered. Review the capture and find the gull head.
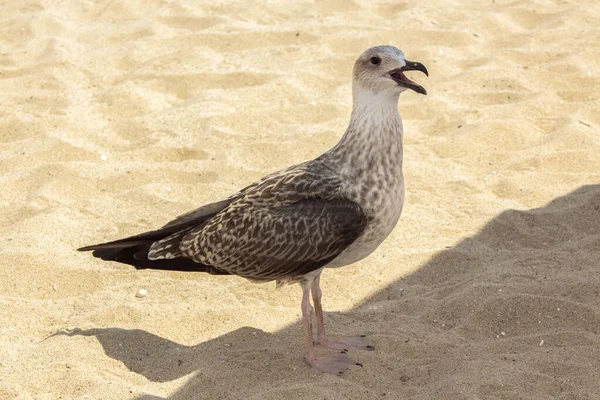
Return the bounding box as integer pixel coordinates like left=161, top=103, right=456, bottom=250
left=352, top=45, right=428, bottom=98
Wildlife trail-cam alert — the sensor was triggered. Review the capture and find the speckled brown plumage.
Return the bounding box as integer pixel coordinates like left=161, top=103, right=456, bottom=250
left=78, top=45, right=428, bottom=374
left=148, top=162, right=368, bottom=283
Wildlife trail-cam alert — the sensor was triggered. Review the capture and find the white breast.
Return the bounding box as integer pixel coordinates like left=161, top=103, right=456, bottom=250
left=324, top=89, right=406, bottom=269
left=327, top=174, right=405, bottom=269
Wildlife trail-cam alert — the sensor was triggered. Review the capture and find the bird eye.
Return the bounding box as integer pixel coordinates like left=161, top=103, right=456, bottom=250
left=370, top=56, right=381, bottom=65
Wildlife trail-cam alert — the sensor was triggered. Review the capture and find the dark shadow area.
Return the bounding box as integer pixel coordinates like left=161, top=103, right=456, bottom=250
left=54, top=185, right=600, bottom=399
left=50, top=327, right=277, bottom=382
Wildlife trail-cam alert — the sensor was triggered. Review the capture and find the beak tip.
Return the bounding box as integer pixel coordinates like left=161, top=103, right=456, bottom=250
left=416, top=63, right=429, bottom=77
left=401, top=61, right=429, bottom=77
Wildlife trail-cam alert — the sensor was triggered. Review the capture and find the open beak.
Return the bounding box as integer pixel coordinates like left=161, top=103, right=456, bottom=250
left=389, top=60, right=428, bottom=95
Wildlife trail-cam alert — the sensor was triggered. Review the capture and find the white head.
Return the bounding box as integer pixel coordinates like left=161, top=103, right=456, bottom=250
left=352, top=45, right=428, bottom=101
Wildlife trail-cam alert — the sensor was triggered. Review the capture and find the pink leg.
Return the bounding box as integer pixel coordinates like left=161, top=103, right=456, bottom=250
left=311, top=274, right=374, bottom=351
left=300, top=279, right=357, bottom=375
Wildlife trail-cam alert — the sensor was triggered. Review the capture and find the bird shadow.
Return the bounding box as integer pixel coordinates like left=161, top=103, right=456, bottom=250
left=49, top=327, right=254, bottom=383
left=51, top=184, right=600, bottom=399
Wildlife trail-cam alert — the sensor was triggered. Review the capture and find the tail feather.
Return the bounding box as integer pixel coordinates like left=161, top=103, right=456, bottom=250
left=78, top=197, right=235, bottom=274
left=78, top=196, right=236, bottom=252
left=89, top=244, right=228, bottom=274
left=77, top=225, right=190, bottom=252
left=78, top=226, right=201, bottom=271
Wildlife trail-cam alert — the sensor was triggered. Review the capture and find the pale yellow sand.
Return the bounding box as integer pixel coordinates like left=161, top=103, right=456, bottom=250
left=1, top=0, right=599, bottom=399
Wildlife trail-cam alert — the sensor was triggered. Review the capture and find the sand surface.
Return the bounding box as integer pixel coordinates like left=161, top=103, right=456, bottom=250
left=1, top=0, right=599, bottom=399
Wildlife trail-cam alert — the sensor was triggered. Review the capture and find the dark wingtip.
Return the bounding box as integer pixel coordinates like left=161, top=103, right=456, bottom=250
left=77, top=245, right=94, bottom=252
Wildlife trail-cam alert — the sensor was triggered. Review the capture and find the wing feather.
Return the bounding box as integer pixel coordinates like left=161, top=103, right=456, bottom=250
left=151, top=195, right=366, bottom=281
left=84, top=161, right=366, bottom=281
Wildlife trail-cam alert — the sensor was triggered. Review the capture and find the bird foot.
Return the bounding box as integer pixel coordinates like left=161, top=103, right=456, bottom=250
left=316, top=336, right=374, bottom=351
left=306, top=352, right=362, bottom=375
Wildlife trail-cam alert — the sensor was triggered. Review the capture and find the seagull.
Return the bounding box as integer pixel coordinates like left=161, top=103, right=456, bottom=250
left=78, top=45, right=428, bottom=375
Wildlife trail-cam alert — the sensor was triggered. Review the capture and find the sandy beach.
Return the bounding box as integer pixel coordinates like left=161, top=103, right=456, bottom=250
left=1, top=0, right=599, bottom=398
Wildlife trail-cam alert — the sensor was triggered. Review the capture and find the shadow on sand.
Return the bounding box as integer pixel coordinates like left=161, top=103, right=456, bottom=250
left=55, top=185, right=600, bottom=399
